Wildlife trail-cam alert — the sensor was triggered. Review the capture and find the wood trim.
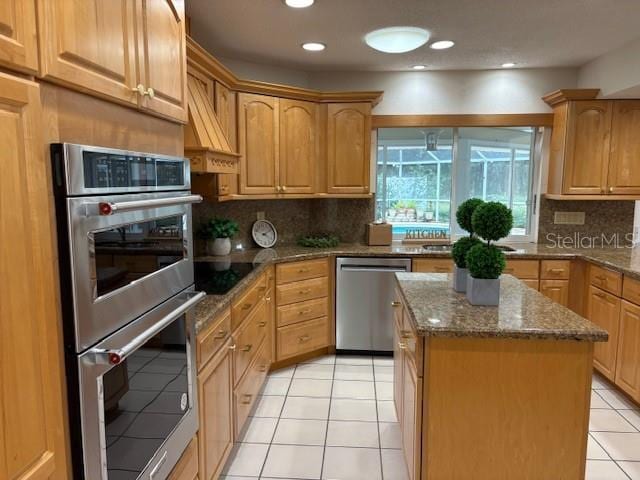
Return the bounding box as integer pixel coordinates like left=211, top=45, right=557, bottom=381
left=543, top=193, right=640, bottom=201
left=187, top=36, right=383, bottom=105
left=371, top=114, right=554, bottom=128
left=217, top=193, right=374, bottom=202
left=542, top=89, right=601, bottom=107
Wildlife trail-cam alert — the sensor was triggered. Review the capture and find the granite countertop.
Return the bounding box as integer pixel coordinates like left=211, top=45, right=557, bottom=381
left=193, top=242, right=640, bottom=334
left=395, top=273, right=608, bottom=341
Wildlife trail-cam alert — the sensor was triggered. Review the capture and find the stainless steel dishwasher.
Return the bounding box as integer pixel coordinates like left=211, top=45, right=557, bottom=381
left=336, top=257, right=412, bottom=352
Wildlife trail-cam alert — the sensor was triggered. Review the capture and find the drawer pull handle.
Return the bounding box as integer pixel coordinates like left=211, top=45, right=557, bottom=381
left=595, top=275, right=606, bottom=281
left=259, top=365, right=268, bottom=373
left=229, top=344, right=237, bottom=351
left=258, top=321, right=267, bottom=327
left=298, top=309, right=311, bottom=315
left=434, top=267, right=449, bottom=272
left=549, top=268, right=565, bottom=273
left=241, top=344, right=253, bottom=352
left=258, top=286, right=267, bottom=292
left=266, top=296, right=272, bottom=302
left=213, top=330, right=228, bottom=339
left=391, top=301, right=401, bottom=307
left=298, top=335, right=311, bottom=343
left=242, top=303, right=253, bottom=310
left=298, top=268, right=310, bottom=273
left=594, top=292, right=607, bottom=299
left=398, top=342, right=407, bottom=350
left=400, top=330, right=412, bottom=339
left=241, top=394, right=253, bottom=405
left=299, top=289, right=312, bottom=295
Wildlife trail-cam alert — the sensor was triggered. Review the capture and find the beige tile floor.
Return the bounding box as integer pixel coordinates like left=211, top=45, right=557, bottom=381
left=221, top=354, right=640, bottom=480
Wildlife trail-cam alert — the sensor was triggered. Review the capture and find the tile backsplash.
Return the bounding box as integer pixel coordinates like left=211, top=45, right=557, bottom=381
left=193, top=198, right=374, bottom=252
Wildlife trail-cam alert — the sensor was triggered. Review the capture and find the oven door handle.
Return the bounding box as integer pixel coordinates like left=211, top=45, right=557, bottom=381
left=92, top=194, right=203, bottom=216
left=91, top=290, right=206, bottom=365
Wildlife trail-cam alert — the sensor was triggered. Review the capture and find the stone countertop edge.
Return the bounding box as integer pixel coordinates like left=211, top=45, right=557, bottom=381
left=394, top=273, right=608, bottom=342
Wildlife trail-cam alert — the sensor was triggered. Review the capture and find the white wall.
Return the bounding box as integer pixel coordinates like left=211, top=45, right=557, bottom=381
left=578, top=37, right=640, bottom=98
left=218, top=56, right=311, bottom=88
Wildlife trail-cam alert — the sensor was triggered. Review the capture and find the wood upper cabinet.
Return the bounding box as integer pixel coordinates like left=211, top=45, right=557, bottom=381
left=615, top=300, right=640, bottom=402
left=563, top=101, right=613, bottom=195
left=238, top=93, right=279, bottom=194
left=609, top=101, right=640, bottom=195
left=327, top=102, right=371, bottom=194
left=135, top=0, right=187, bottom=122
left=588, top=285, right=621, bottom=381
left=198, top=339, right=234, bottom=480
left=0, top=0, right=38, bottom=74
left=0, top=72, right=69, bottom=479
left=38, top=0, right=138, bottom=107
left=215, top=81, right=239, bottom=196
left=279, top=99, right=318, bottom=194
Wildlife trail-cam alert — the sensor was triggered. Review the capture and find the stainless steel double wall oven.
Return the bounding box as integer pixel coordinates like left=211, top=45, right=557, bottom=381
left=52, top=143, right=205, bottom=480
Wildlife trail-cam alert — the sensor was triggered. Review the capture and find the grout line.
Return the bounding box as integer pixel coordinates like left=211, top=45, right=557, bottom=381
left=374, top=369, right=385, bottom=480
left=319, top=357, right=337, bottom=479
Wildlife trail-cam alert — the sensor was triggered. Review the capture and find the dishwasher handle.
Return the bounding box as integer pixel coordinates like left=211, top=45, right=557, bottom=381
left=340, top=265, right=410, bottom=273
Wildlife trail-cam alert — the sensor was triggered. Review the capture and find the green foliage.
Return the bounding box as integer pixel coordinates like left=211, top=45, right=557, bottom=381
left=297, top=234, right=340, bottom=249
left=471, top=202, right=513, bottom=242
left=199, top=218, right=239, bottom=239
left=455, top=198, right=484, bottom=235
left=451, top=236, right=482, bottom=268
left=466, top=244, right=506, bottom=279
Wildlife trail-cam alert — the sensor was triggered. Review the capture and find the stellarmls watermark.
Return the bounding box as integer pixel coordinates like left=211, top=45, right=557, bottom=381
left=545, top=231, right=639, bottom=249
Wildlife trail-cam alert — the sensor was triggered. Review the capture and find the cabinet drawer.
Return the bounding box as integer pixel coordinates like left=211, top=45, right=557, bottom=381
left=590, top=264, right=622, bottom=296
left=167, top=436, right=198, bottom=480
left=522, top=279, right=540, bottom=290
left=401, top=310, right=423, bottom=377
left=232, top=273, right=267, bottom=331
left=623, top=276, right=640, bottom=306
left=277, top=297, right=328, bottom=327
left=277, top=316, right=329, bottom=361
left=197, top=307, right=231, bottom=371
left=540, top=260, right=571, bottom=280
left=276, top=258, right=329, bottom=284
left=234, top=339, right=270, bottom=437
left=413, top=258, right=453, bottom=273
left=503, top=260, right=539, bottom=279
left=233, top=299, right=268, bottom=385
left=276, top=277, right=328, bottom=306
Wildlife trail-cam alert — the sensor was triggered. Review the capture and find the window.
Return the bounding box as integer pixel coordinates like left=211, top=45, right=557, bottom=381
left=376, top=127, right=539, bottom=240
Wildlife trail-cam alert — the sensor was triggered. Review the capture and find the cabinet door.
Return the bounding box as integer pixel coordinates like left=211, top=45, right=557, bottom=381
left=588, top=285, right=621, bottom=381
left=608, top=101, right=640, bottom=195
left=540, top=279, right=569, bottom=307
left=38, top=0, right=138, bottom=107
left=327, top=102, right=371, bottom=194
left=563, top=101, right=612, bottom=194
left=135, top=0, right=187, bottom=122
left=198, top=342, right=234, bottom=480
left=215, top=82, right=238, bottom=196
left=615, top=301, right=640, bottom=401
left=0, top=0, right=38, bottom=73
left=393, top=314, right=404, bottom=423
left=238, top=93, right=279, bottom=194
left=402, top=355, right=422, bottom=480
left=0, top=73, right=69, bottom=479
left=280, top=99, right=318, bottom=194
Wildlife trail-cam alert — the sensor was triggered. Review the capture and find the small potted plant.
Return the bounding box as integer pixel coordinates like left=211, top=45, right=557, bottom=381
left=451, top=198, right=484, bottom=292
left=465, top=202, right=513, bottom=306
left=200, top=218, right=239, bottom=256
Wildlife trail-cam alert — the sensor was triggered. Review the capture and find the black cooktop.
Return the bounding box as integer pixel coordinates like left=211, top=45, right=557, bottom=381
left=194, top=261, right=257, bottom=295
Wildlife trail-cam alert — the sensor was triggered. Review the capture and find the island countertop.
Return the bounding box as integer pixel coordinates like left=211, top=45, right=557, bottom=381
left=395, top=272, right=608, bottom=341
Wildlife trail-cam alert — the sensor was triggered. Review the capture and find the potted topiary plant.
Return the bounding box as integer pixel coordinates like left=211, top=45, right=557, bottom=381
left=451, top=198, right=484, bottom=292
left=199, top=218, right=239, bottom=256
left=465, top=202, right=513, bottom=305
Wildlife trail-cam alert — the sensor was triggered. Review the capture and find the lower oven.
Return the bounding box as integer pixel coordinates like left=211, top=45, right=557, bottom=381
left=74, top=288, right=203, bottom=480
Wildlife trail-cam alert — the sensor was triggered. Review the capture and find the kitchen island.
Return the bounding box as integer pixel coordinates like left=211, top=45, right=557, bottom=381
left=392, top=273, right=608, bottom=480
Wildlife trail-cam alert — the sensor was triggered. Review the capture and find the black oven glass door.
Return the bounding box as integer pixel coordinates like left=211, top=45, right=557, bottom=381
left=67, top=192, right=195, bottom=352
left=78, top=290, right=200, bottom=480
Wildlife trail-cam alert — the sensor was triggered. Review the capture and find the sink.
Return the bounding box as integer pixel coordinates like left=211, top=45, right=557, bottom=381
left=422, top=243, right=516, bottom=252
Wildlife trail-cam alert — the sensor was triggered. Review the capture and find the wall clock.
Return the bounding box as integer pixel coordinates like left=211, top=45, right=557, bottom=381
left=252, top=220, right=278, bottom=248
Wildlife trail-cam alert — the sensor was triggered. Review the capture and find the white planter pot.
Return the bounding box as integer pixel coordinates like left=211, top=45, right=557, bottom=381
left=207, top=237, right=231, bottom=256
left=452, top=266, right=468, bottom=293
left=466, top=276, right=500, bottom=306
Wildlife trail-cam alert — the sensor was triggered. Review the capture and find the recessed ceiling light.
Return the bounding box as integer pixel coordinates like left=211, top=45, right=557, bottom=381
left=284, top=0, right=314, bottom=7
left=365, top=27, right=430, bottom=53
left=502, top=62, right=516, bottom=68
left=430, top=40, right=455, bottom=50
left=302, top=42, right=326, bottom=51
left=412, top=65, right=426, bottom=70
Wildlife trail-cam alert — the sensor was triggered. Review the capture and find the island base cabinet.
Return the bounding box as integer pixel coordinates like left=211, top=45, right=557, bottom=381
left=588, top=285, right=621, bottom=381
left=615, top=300, right=640, bottom=401
left=421, top=337, right=593, bottom=480
left=402, top=354, right=422, bottom=480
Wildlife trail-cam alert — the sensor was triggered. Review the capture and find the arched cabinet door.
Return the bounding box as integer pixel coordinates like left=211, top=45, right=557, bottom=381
left=280, top=99, right=318, bottom=194
left=608, top=101, right=640, bottom=195
left=0, top=0, right=38, bottom=74
left=327, top=103, right=371, bottom=194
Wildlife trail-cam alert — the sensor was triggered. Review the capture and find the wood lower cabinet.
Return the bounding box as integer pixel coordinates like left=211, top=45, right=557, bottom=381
left=402, top=353, right=422, bottom=480
left=609, top=101, right=640, bottom=194
left=280, top=98, right=318, bottom=194
left=615, top=301, right=640, bottom=401
left=327, top=102, right=371, bottom=194
left=588, top=285, right=621, bottom=381
left=234, top=339, right=270, bottom=436
left=393, top=309, right=404, bottom=422
left=1, top=72, right=69, bottom=479
left=412, top=258, right=453, bottom=273
left=540, top=279, right=570, bottom=307
left=0, top=0, right=38, bottom=74
left=198, top=338, right=234, bottom=480
left=168, top=436, right=199, bottom=480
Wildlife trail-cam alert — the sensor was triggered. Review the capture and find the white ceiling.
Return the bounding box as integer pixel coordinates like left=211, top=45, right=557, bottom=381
left=187, top=0, right=640, bottom=72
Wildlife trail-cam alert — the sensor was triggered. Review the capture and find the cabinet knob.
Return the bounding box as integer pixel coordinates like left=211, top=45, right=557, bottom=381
left=146, top=87, right=155, bottom=99
left=276, top=186, right=282, bottom=192
left=258, top=321, right=267, bottom=327
left=241, top=344, right=253, bottom=352
left=609, top=187, right=614, bottom=193
left=213, top=330, right=228, bottom=339
left=132, top=84, right=146, bottom=96
left=229, top=344, right=237, bottom=351
left=282, top=186, right=287, bottom=192
left=298, top=335, right=311, bottom=343
left=391, top=301, right=401, bottom=307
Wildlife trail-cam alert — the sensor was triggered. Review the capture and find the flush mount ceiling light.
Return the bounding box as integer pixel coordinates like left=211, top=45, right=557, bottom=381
left=412, top=65, right=426, bottom=70
left=430, top=40, right=455, bottom=50
left=502, top=62, right=516, bottom=68
left=365, top=27, right=430, bottom=53
left=284, top=0, right=314, bottom=7
left=302, top=42, right=326, bottom=51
